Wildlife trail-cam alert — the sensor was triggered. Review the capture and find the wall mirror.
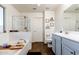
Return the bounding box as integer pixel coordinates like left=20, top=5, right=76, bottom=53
left=64, top=4, right=79, bottom=31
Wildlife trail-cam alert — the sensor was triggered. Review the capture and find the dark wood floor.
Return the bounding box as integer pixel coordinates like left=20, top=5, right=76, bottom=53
left=28, top=42, right=54, bottom=55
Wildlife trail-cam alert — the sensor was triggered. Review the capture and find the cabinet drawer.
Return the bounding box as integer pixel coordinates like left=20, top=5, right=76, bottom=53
left=62, top=44, right=74, bottom=55
left=62, top=38, right=79, bottom=51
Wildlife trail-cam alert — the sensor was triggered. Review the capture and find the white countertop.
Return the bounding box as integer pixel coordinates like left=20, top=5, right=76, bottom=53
left=53, top=31, right=79, bottom=43
left=0, top=42, right=28, bottom=55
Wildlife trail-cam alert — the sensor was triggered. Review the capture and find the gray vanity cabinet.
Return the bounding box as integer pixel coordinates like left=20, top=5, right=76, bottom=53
left=62, top=39, right=75, bottom=55
left=52, top=34, right=62, bottom=55
left=52, top=33, right=79, bottom=55
left=62, top=44, right=74, bottom=55
left=62, top=38, right=79, bottom=55
left=52, top=34, right=56, bottom=53
left=55, top=35, right=62, bottom=55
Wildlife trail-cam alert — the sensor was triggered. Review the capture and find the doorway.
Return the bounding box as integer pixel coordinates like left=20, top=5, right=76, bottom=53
left=30, top=17, right=43, bottom=42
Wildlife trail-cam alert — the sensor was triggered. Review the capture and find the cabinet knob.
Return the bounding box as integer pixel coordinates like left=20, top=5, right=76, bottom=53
left=70, top=52, right=74, bottom=54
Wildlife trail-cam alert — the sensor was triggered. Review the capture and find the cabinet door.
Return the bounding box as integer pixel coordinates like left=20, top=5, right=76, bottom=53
left=62, top=44, right=74, bottom=55
left=52, top=34, right=56, bottom=53
left=62, top=37, right=79, bottom=55
left=75, top=50, right=79, bottom=55
left=55, top=35, right=62, bottom=55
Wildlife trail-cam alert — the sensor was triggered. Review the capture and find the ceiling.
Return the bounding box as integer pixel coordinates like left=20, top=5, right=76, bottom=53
left=65, top=4, right=79, bottom=13
left=12, top=4, right=60, bottom=12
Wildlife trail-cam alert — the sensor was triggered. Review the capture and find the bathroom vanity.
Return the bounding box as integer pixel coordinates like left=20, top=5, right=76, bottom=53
left=0, top=32, right=32, bottom=55
left=52, top=32, right=79, bottom=55
left=0, top=41, right=31, bottom=55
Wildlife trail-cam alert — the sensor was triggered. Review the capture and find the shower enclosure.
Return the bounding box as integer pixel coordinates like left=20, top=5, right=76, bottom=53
left=12, top=16, right=30, bottom=32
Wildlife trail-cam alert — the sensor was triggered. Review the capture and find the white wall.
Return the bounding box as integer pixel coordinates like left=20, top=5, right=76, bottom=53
left=21, top=12, right=43, bottom=17
left=55, top=4, right=72, bottom=32
left=2, top=4, right=21, bottom=32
